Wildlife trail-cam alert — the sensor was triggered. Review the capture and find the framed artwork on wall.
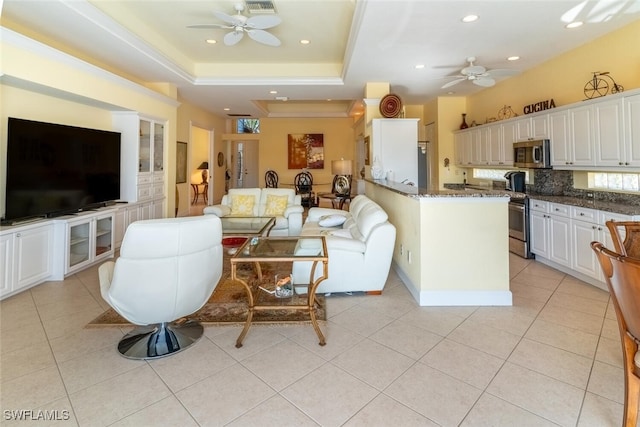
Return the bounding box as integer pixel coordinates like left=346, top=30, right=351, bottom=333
left=287, top=133, right=324, bottom=169
left=176, top=141, right=187, bottom=183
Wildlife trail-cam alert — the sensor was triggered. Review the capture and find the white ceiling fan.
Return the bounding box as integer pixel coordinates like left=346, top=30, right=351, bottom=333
left=441, top=57, right=518, bottom=89
left=187, top=2, right=282, bottom=47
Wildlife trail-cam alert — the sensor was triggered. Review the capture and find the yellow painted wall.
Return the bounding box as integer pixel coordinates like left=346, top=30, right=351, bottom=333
left=176, top=100, right=226, bottom=209
left=257, top=117, right=357, bottom=192
left=467, top=20, right=640, bottom=124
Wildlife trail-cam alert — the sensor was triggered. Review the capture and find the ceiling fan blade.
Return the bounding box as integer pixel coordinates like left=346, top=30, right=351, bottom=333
left=247, top=29, right=281, bottom=46
left=187, top=24, right=232, bottom=29
left=213, top=11, right=244, bottom=26
left=441, top=78, right=466, bottom=89
left=246, top=14, right=282, bottom=30
left=224, top=31, right=244, bottom=46
left=473, top=77, right=495, bottom=87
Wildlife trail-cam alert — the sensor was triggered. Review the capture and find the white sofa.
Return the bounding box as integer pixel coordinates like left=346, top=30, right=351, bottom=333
left=203, top=188, right=304, bottom=236
left=292, top=195, right=396, bottom=294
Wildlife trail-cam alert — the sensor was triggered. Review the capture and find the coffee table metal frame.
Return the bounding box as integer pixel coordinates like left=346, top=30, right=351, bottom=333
left=219, top=216, right=276, bottom=236
left=230, top=236, right=328, bottom=348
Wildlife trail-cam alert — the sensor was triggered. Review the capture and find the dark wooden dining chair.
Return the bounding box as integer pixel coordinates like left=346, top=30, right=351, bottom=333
left=265, top=170, right=278, bottom=188
left=606, top=221, right=640, bottom=258
left=294, top=171, right=315, bottom=208
left=592, top=241, right=640, bottom=427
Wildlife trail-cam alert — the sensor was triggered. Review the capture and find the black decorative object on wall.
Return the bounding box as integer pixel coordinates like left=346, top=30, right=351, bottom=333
left=584, top=71, right=624, bottom=99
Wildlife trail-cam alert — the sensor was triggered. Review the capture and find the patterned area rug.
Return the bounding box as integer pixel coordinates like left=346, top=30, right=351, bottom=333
left=86, top=257, right=326, bottom=327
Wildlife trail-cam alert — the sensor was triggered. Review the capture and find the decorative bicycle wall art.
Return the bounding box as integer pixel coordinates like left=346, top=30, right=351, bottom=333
left=584, top=71, right=624, bottom=99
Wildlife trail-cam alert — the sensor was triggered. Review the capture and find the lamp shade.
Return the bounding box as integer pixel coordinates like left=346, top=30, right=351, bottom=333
left=331, top=159, right=353, bottom=175
left=197, top=162, right=209, bottom=170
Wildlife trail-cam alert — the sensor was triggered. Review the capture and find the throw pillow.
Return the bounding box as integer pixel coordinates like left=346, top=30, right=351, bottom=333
left=230, top=195, right=255, bottom=216
left=264, top=194, right=289, bottom=216
left=318, top=214, right=347, bottom=227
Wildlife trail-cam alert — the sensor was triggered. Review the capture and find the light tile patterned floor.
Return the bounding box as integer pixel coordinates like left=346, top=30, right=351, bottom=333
left=0, top=253, right=635, bottom=426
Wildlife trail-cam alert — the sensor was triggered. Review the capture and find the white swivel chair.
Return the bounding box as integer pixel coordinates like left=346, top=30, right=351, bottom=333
left=98, top=216, right=223, bottom=359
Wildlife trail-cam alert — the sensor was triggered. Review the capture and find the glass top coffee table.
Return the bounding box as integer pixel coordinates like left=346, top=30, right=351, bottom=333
left=230, top=236, right=328, bottom=348
left=220, top=216, right=276, bottom=236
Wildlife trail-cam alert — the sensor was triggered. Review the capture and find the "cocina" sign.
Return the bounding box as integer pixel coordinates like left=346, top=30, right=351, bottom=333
left=523, top=99, right=556, bottom=115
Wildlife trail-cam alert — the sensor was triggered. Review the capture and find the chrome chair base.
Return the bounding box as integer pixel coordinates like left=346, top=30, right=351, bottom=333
left=117, top=319, right=203, bottom=359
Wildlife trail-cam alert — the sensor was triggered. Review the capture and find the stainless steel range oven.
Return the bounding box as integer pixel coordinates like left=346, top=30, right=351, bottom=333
left=508, top=197, right=533, bottom=258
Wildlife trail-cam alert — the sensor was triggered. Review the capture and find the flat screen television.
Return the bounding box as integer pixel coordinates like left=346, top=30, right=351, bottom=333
left=4, top=117, right=121, bottom=223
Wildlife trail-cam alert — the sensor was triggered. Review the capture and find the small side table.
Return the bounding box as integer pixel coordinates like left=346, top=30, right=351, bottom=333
left=318, top=193, right=351, bottom=210
left=191, top=183, right=208, bottom=205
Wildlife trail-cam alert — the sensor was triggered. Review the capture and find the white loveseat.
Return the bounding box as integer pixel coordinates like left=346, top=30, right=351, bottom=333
left=292, top=195, right=396, bottom=294
left=203, top=188, right=304, bottom=236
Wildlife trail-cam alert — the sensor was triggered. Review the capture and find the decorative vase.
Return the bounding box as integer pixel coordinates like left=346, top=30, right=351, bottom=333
left=460, top=113, right=469, bottom=130
left=371, top=157, right=384, bottom=179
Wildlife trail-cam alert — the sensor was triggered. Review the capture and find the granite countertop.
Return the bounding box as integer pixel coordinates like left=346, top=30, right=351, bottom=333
left=366, top=179, right=511, bottom=198
left=527, top=194, right=640, bottom=216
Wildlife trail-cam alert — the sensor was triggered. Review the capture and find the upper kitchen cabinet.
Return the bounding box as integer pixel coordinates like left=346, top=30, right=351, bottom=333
left=624, top=94, right=640, bottom=167
left=515, top=115, right=549, bottom=140
left=593, top=98, right=625, bottom=167
left=112, top=112, right=167, bottom=204
left=371, top=118, right=419, bottom=184
left=550, top=105, right=595, bottom=167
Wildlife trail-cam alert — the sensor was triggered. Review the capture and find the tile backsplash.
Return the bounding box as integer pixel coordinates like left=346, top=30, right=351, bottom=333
left=530, top=169, right=640, bottom=206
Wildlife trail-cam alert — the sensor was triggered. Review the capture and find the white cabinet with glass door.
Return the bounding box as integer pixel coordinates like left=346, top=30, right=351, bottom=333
left=112, top=113, right=166, bottom=218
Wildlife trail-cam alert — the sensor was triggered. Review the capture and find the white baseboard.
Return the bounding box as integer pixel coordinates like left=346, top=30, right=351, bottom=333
left=391, top=262, right=513, bottom=306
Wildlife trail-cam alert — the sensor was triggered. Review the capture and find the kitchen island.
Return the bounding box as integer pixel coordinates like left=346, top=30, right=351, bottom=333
left=365, top=179, right=512, bottom=306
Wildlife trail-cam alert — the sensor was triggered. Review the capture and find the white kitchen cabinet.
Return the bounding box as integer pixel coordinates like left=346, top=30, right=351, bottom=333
left=624, top=94, right=640, bottom=167
left=593, top=98, right=625, bottom=167
left=454, top=131, right=473, bottom=166
left=549, top=104, right=596, bottom=167
left=569, top=105, right=596, bottom=166
left=516, top=115, right=549, bottom=140
left=529, top=200, right=570, bottom=268
left=371, top=118, right=419, bottom=183
left=52, top=209, right=115, bottom=276
left=488, top=123, right=513, bottom=166
left=0, top=223, right=54, bottom=299
left=472, top=127, right=489, bottom=166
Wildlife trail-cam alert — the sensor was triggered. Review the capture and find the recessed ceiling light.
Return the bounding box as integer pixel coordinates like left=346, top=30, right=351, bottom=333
left=300, top=39, right=310, bottom=45
left=415, top=64, right=425, bottom=69
left=447, top=91, right=455, bottom=95
left=507, top=56, right=520, bottom=61
left=269, top=90, right=277, bottom=94
left=206, top=39, right=217, bottom=44
left=327, top=99, right=332, bottom=101
left=566, top=21, right=583, bottom=29
left=462, top=15, right=479, bottom=23
left=223, top=108, right=230, bottom=111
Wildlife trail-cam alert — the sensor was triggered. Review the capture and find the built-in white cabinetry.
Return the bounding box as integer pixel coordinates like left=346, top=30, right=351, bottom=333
left=371, top=118, right=418, bottom=183
left=624, top=94, right=640, bottom=167
left=52, top=209, right=115, bottom=277
left=530, top=200, right=571, bottom=268
left=0, top=223, right=54, bottom=299
left=549, top=109, right=571, bottom=166
left=530, top=198, right=638, bottom=290
left=515, top=114, right=549, bottom=140
left=593, top=99, right=625, bottom=167
left=454, top=121, right=514, bottom=167
left=112, top=113, right=166, bottom=219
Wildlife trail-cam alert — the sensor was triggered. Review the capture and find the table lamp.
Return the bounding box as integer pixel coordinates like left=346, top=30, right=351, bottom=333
left=197, top=161, right=209, bottom=184
left=331, top=159, right=353, bottom=196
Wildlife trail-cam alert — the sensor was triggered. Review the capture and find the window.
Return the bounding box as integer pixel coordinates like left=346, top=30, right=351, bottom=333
left=473, top=169, right=529, bottom=182
left=237, top=119, right=260, bottom=134
left=588, top=172, right=640, bottom=192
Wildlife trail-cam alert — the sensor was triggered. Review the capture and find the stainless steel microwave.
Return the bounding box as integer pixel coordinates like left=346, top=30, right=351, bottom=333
left=513, top=139, right=551, bottom=168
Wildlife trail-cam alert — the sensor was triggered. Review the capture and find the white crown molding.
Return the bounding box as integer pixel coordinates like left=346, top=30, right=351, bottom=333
left=193, top=76, right=345, bottom=86
left=60, top=0, right=194, bottom=84
left=1, top=26, right=180, bottom=108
